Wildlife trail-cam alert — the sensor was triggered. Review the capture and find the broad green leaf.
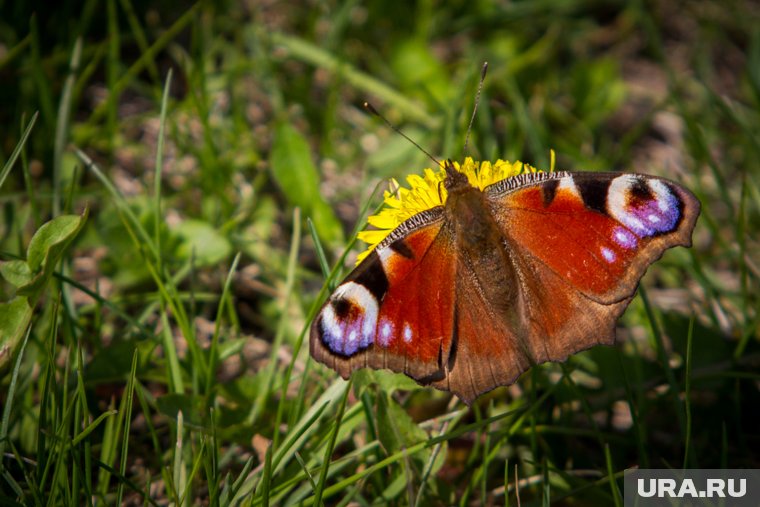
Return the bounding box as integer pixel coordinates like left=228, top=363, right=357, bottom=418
left=391, top=39, right=451, bottom=105
left=380, top=472, right=411, bottom=501
left=27, top=213, right=87, bottom=271
left=571, top=58, right=625, bottom=128
left=376, top=394, right=429, bottom=464
left=0, top=260, right=32, bottom=288
left=270, top=121, right=343, bottom=245
left=217, top=338, right=246, bottom=361
left=1, top=211, right=87, bottom=371
left=18, top=210, right=88, bottom=301
left=175, top=219, right=232, bottom=265
left=353, top=369, right=421, bottom=399
left=96, top=198, right=156, bottom=288
left=372, top=370, right=422, bottom=393
left=0, top=297, right=33, bottom=371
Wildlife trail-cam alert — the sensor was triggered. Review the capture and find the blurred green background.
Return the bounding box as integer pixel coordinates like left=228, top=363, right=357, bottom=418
left=0, top=0, right=758, bottom=505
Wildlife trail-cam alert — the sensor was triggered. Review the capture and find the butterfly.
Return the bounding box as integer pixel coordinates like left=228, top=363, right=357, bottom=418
left=310, top=159, right=699, bottom=404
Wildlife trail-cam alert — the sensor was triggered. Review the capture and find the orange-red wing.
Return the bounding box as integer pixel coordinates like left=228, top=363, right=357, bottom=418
left=486, top=172, right=699, bottom=305
left=310, top=209, right=458, bottom=383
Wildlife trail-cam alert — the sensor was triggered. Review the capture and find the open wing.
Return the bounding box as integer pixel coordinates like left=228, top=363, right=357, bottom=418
left=310, top=208, right=458, bottom=384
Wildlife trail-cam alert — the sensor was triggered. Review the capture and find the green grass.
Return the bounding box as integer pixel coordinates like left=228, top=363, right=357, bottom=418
left=1, top=1, right=759, bottom=504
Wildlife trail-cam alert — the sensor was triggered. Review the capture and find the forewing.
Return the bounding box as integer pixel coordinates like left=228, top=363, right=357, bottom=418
left=486, top=171, right=699, bottom=305
left=310, top=208, right=458, bottom=384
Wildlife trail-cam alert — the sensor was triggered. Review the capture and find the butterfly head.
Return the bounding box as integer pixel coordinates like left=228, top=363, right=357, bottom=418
left=443, top=159, right=472, bottom=193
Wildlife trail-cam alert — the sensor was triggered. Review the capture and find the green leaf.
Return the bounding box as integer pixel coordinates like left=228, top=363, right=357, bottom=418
left=391, top=39, right=451, bottom=106
left=27, top=211, right=88, bottom=272
left=376, top=394, right=429, bottom=465
left=174, top=219, right=232, bottom=265
left=18, top=210, right=88, bottom=301
left=352, top=369, right=421, bottom=399
left=270, top=121, right=343, bottom=245
left=571, top=58, right=625, bottom=127
left=0, top=260, right=33, bottom=288
left=0, top=297, right=33, bottom=371
left=0, top=211, right=87, bottom=371
left=380, top=472, right=411, bottom=501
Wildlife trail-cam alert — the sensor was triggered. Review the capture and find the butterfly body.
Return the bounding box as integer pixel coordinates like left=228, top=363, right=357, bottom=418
left=311, top=163, right=699, bottom=404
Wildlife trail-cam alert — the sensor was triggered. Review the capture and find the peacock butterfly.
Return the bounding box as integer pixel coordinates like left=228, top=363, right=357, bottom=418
left=310, top=147, right=699, bottom=406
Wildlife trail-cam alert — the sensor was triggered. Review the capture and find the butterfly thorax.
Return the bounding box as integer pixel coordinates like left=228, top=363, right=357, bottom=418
left=443, top=175, right=521, bottom=321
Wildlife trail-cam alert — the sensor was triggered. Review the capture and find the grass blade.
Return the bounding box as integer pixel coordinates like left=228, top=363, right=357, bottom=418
left=116, top=350, right=139, bottom=504
left=313, top=380, right=352, bottom=506
left=0, top=327, right=32, bottom=463
left=0, top=112, right=38, bottom=192
left=53, top=37, right=82, bottom=216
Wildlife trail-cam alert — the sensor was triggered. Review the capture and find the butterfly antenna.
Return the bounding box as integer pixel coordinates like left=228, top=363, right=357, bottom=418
left=363, top=101, right=441, bottom=168
left=462, top=61, right=488, bottom=155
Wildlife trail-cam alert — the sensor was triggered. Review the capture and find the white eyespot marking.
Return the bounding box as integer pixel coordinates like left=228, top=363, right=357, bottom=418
left=379, top=320, right=393, bottom=347
left=648, top=179, right=673, bottom=213
left=319, top=281, right=379, bottom=356
left=334, top=282, right=379, bottom=340
left=608, top=175, right=643, bottom=234
left=377, top=246, right=394, bottom=267
left=321, top=304, right=343, bottom=341
left=614, top=227, right=638, bottom=249
left=558, top=176, right=581, bottom=198
left=621, top=214, right=645, bottom=234
left=403, top=322, right=413, bottom=343
left=607, top=175, right=680, bottom=237
left=601, top=247, right=616, bottom=263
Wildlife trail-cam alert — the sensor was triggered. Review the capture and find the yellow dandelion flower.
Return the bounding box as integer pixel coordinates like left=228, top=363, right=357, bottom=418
left=355, top=156, right=546, bottom=263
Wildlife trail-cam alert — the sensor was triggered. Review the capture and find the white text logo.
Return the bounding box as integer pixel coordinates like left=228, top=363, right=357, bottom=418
left=637, top=478, right=746, bottom=498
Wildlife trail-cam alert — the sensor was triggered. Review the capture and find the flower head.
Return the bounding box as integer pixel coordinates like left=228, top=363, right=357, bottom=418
left=355, top=157, right=546, bottom=263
